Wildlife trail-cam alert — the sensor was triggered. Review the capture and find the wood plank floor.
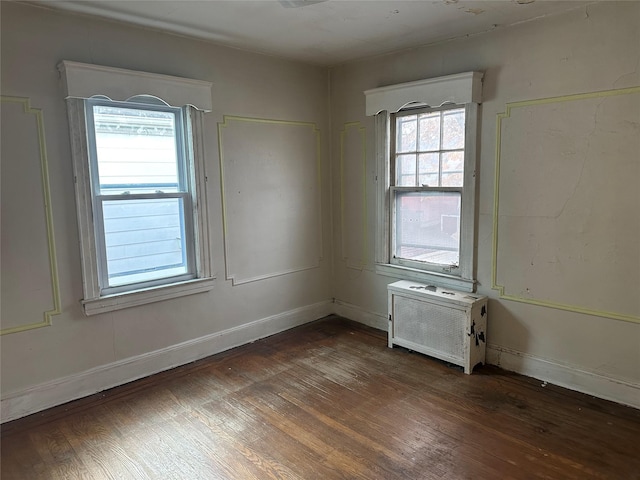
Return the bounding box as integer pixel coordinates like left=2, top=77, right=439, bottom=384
left=2, top=316, right=639, bottom=479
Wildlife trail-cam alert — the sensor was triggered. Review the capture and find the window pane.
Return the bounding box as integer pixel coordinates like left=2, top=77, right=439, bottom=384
left=396, top=116, right=417, bottom=153
left=441, top=173, right=464, bottom=187
left=102, top=197, right=188, bottom=286
left=419, top=174, right=439, bottom=187
left=395, top=190, right=461, bottom=266
left=418, top=112, right=440, bottom=151
left=441, top=151, right=464, bottom=187
left=442, top=108, right=465, bottom=150
left=418, top=153, right=439, bottom=186
left=396, top=154, right=417, bottom=186
left=93, top=105, right=180, bottom=194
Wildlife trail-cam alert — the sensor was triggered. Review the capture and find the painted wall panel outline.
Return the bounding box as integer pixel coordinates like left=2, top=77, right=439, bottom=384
left=1, top=96, right=62, bottom=335
left=339, top=122, right=369, bottom=270
left=492, top=86, right=640, bottom=323
left=218, top=115, right=323, bottom=285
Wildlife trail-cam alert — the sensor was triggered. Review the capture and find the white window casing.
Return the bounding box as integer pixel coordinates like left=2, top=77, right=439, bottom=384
left=59, top=61, right=213, bottom=111
left=365, top=72, right=483, bottom=292
left=364, top=72, right=483, bottom=116
left=59, top=61, right=215, bottom=315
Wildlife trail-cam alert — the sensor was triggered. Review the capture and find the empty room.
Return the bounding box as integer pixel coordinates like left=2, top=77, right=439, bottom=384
left=1, top=1, right=638, bottom=478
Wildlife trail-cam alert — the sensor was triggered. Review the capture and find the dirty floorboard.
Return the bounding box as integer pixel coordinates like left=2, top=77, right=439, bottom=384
left=2, top=316, right=639, bottom=479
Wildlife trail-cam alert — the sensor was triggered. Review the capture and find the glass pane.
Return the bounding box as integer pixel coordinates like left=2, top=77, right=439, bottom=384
left=396, top=154, right=417, bottom=186
left=93, top=105, right=181, bottom=194
left=396, top=116, right=417, bottom=153
left=418, top=112, right=440, bottom=151
left=394, top=191, right=461, bottom=266
left=418, top=153, right=439, bottom=187
left=441, top=151, right=464, bottom=187
left=442, top=108, right=465, bottom=150
left=419, top=174, right=438, bottom=187
left=102, top=197, right=188, bottom=286
left=441, top=173, right=464, bottom=187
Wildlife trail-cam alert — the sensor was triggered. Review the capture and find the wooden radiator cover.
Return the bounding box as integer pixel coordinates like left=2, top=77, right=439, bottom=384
left=388, top=280, right=488, bottom=374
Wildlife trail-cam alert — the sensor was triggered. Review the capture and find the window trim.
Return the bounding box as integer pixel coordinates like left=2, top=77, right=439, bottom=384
left=365, top=72, right=482, bottom=292
left=60, top=61, right=215, bottom=315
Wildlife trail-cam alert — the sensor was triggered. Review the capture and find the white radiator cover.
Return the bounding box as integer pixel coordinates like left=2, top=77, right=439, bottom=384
left=388, top=280, right=488, bottom=374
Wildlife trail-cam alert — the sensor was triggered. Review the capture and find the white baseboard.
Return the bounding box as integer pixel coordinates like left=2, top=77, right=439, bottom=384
left=1, top=300, right=333, bottom=423
left=333, top=300, right=387, bottom=331
left=333, top=301, right=639, bottom=409
left=4, top=299, right=637, bottom=423
left=486, top=344, right=640, bottom=410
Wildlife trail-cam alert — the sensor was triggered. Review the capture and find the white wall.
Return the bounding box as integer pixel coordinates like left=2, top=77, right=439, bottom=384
left=0, top=2, right=333, bottom=421
left=1, top=2, right=638, bottom=422
left=330, top=2, right=640, bottom=407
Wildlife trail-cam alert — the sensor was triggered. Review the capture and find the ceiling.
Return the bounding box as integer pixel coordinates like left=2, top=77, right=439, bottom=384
left=29, top=0, right=592, bottom=66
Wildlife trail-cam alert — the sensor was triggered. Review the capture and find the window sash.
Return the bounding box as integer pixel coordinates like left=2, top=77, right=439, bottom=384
left=85, top=98, right=188, bottom=195
left=94, top=192, right=196, bottom=295
left=391, top=105, right=466, bottom=188
left=390, top=186, right=462, bottom=274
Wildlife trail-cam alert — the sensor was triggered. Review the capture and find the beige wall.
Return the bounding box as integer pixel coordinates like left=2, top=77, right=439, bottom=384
left=1, top=1, right=638, bottom=420
left=330, top=1, right=639, bottom=404
left=0, top=2, right=332, bottom=420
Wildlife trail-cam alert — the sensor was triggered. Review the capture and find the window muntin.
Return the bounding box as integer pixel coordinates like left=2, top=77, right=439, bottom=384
left=85, top=98, right=196, bottom=294
left=391, top=105, right=466, bottom=272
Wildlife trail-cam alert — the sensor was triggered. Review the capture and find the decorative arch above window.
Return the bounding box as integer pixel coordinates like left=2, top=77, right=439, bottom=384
left=58, top=61, right=213, bottom=111
left=364, top=71, right=483, bottom=115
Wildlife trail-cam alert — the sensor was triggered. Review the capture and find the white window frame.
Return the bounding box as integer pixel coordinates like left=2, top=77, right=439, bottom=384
left=365, top=72, right=483, bottom=292
left=86, top=97, right=197, bottom=295
left=59, top=61, right=215, bottom=315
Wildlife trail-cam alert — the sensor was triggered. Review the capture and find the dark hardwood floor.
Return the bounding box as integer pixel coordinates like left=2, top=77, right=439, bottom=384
left=2, top=316, right=639, bottom=479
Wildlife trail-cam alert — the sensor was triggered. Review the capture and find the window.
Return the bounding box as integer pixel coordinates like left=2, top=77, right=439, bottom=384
left=365, top=72, right=483, bottom=291
left=392, top=106, right=465, bottom=271
left=59, top=61, right=215, bottom=315
left=87, top=98, right=195, bottom=294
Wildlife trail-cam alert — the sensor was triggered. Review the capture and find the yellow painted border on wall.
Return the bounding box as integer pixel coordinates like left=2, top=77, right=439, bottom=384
left=1, top=96, right=62, bottom=335
left=217, top=115, right=323, bottom=285
left=339, top=122, right=368, bottom=270
left=492, top=86, right=640, bottom=324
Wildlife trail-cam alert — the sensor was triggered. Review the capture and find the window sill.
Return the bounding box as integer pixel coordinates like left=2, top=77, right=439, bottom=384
left=81, top=276, right=216, bottom=316
left=375, top=263, right=475, bottom=292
